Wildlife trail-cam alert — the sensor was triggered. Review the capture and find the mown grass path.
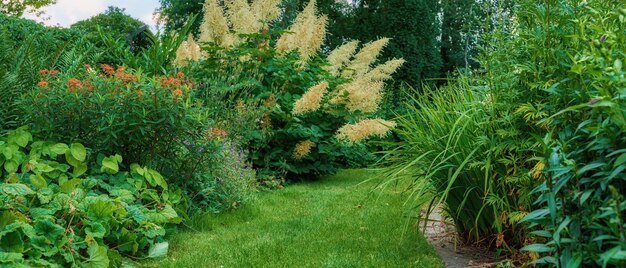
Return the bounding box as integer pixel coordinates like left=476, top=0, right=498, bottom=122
left=144, top=170, right=444, bottom=267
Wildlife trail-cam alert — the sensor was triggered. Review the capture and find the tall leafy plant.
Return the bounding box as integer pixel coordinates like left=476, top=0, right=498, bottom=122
left=514, top=1, right=626, bottom=266
left=176, top=0, right=401, bottom=178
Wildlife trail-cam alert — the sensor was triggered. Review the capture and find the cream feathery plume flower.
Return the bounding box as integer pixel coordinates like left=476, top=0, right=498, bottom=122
left=199, top=0, right=233, bottom=46
left=226, top=0, right=261, bottom=34
left=333, top=58, right=405, bottom=113
left=362, top=58, right=406, bottom=81
left=251, top=0, right=282, bottom=24
left=293, top=82, right=329, bottom=115
left=293, top=140, right=315, bottom=160
left=343, top=38, right=390, bottom=78
left=339, top=77, right=384, bottom=113
left=336, top=119, right=397, bottom=144
left=325, top=40, right=359, bottom=76
left=174, top=34, right=203, bottom=67
left=275, top=0, right=326, bottom=60
left=276, top=0, right=316, bottom=53
left=301, top=14, right=327, bottom=60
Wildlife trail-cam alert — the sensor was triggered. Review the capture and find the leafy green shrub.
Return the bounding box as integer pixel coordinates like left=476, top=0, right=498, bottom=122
left=21, top=66, right=202, bottom=168
left=0, top=127, right=182, bottom=267
left=382, top=0, right=625, bottom=265
left=18, top=66, right=243, bottom=214
left=512, top=1, right=626, bottom=266
left=0, top=14, right=100, bottom=133
left=70, top=6, right=149, bottom=66
left=178, top=0, right=399, bottom=178
left=191, top=140, right=257, bottom=213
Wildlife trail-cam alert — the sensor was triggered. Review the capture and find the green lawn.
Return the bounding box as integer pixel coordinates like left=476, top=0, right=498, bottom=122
left=143, top=169, right=444, bottom=267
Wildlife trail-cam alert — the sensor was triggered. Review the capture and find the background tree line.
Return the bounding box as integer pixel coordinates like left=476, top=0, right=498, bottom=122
left=157, top=0, right=513, bottom=89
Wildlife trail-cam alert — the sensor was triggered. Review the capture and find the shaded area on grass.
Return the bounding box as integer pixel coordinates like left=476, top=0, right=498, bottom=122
left=143, top=169, right=444, bottom=267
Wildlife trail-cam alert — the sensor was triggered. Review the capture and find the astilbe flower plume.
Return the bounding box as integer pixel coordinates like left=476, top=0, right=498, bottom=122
left=325, top=40, right=359, bottom=76
left=251, top=0, right=282, bottom=23
left=199, top=0, right=233, bottom=46
left=293, top=82, right=328, bottom=115
left=329, top=39, right=404, bottom=113
left=293, top=140, right=315, bottom=160
left=275, top=0, right=327, bottom=60
left=339, top=78, right=385, bottom=113
left=342, top=38, right=390, bottom=78
left=226, top=0, right=261, bottom=34
left=336, top=119, right=397, bottom=144
left=174, top=34, right=203, bottom=67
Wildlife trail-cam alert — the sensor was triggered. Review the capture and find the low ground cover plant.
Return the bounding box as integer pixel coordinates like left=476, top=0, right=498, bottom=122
left=0, top=128, right=181, bottom=267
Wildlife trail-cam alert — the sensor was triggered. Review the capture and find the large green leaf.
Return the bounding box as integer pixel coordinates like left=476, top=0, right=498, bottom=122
left=147, top=205, right=180, bottom=224
left=72, top=163, right=88, bottom=177
left=0, top=252, right=23, bottom=264
left=0, top=183, right=34, bottom=196
left=34, top=219, right=64, bottom=241
left=69, top=143, right=86, bottom=162
left=59, top=178, right=82, bottom=193
left=84, top=244, right=110, bottom=268
left=521, top=244, right=555, bottom=253
left=29, top=174, right=47, bottom=189
left=101, top=156, right=119, bottom=174
left=7, top=128, right=31, bottom=148
left=147, top=242, right=169, bottom=258
left=49, top=143, right=69, bottom=155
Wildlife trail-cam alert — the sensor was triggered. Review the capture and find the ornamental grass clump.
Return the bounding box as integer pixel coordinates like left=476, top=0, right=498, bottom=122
left=177, top=0, right=402, bottom=178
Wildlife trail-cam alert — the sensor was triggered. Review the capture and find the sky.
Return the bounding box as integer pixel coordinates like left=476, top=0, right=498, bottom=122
left=23, top=0, right=162, bottom=30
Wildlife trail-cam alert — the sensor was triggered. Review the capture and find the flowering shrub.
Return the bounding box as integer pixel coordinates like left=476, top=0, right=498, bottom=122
left=178, top=0, right=400, bottom=178
left=18, top=66, right=249, bottom=214
left=21, top=66, right=200, bottom=167
left=0, top=128, right=182, bottom=267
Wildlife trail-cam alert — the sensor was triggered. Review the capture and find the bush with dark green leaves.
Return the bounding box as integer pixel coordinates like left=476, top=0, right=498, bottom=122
left=0, top=127, right=183, bottom=267
left=513, top=1, right=626, bottom=266
left=0, top=14, right=99, bottom=134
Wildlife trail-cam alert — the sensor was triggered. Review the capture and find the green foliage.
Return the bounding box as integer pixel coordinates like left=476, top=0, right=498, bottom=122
left=384, top=0, right=625, bottom=264
left=506, top=1, right=625, bottom=266
left=20, top=67, right=202, bottom=169
left=0, top=0, right=55, bottom=16
left=71, top=6, right=146, bottom=44
left=19, top=66, right=257, bottom=215
left=71, top=6, right=147, bottom=56
left=381, top=82, right=534, bottom=246
left=157, top=0, right=205, bottom=35
left=101, top=17, right=195, bottom=76
left=0, top=127, right=182, bottom=267
left=0, top=14, right=101, bottom=134
left=188, top=33, right=376, bottom=179
left=352, top=0, right=442, bottom=87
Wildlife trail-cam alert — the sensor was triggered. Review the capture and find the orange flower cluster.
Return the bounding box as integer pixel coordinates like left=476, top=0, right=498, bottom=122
left=101, top=64, right=115, bottom=76
left=157, top=72, right=193, bottom=99
left=65, top=78, right=94, bottom=93
left=114, top=66, right=137, bottom=84
left=206, top=127, right=228, bottom=140
left=39, top=69, right=60, bottom=77
left=67, top=78, right=82, bottom=92
left=172, top=88, right=183, bottom=97
left=37, top=69, right=61, bottom=89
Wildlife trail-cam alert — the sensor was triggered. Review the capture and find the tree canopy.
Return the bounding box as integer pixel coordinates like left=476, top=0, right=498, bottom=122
left=0, top=0, right=55, bottom=16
